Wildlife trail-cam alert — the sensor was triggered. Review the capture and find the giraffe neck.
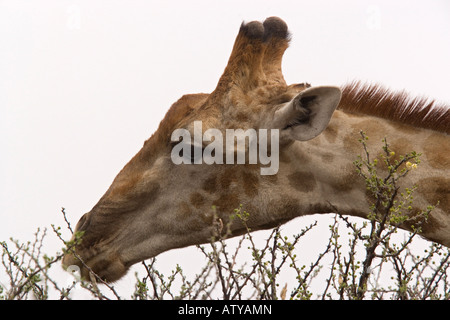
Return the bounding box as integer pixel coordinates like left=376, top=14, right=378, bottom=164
left=270, top=109, right=450, bottom=246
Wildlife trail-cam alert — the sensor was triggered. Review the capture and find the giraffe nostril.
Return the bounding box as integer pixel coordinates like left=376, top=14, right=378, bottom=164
left=75, top=212, right=91, bottom=233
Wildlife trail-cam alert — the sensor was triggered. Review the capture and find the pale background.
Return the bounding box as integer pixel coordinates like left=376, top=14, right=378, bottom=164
left=1, top=0, right=449, bottom=297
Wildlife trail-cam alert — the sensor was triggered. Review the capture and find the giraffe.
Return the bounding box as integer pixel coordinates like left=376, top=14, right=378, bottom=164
left=62, top=17, right=450, bottom=282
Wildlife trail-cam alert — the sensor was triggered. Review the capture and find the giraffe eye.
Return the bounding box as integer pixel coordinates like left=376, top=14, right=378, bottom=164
left=188, top=143, right=204, bottom=163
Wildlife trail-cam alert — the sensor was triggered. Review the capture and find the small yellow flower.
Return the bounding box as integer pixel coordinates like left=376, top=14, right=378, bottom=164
left=389, top=151, right=395, bottom=157
left=406, top=161, right=418, bottom=170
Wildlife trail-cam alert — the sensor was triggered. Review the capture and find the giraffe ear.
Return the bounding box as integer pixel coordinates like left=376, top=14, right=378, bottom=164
left=273, top=86, right=341, bottom=141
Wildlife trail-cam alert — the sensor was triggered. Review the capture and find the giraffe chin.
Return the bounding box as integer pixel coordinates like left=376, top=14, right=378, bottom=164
left=62, top=251, right=129, bottom=283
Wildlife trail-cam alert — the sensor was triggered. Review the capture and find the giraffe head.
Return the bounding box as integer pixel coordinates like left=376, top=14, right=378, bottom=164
left=62, top=17, right=342, bottom=282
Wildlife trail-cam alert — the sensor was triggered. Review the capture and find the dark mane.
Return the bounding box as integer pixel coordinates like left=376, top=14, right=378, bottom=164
left=338, top=81, right=450, bottom=134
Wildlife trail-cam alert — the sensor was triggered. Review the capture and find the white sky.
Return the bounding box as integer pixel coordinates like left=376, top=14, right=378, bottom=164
left=1, top=0, right=449, bottom=297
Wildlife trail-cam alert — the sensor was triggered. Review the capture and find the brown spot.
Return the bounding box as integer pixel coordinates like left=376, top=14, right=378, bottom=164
left=424, top=133, right=450, bottom=170
left=242, top=170, right=259, bottom=197
left=419, top=215, right=442, bottom=242
left=190, top=192, right=205, bottom=208
left=407, top=207, right=442, bottom=236
left=235, top=111, right=250, bottom=122
left=288, top=171, right=316, bottom=192
left=321, top=152, right=335, bottom=163
left=212, top=192, right=240, bottom=213
left=328, top=163, right=361, bottom=192
left=176, top=202, right=192, bottom=221
left=389, top=137, right=415, bottom=161
left=200, top=212, right=214, bottom=226
left=202, top=175, right=217, bottom=194
left=365, top=187, right=375, bottom=207
left=218, top=168, right=238, bottom=189
left=418, top=177, right=450, bottom=210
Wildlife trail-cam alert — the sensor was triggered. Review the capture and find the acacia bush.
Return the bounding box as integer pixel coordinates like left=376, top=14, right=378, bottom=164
left=1, top=133, right=449, bottom=300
